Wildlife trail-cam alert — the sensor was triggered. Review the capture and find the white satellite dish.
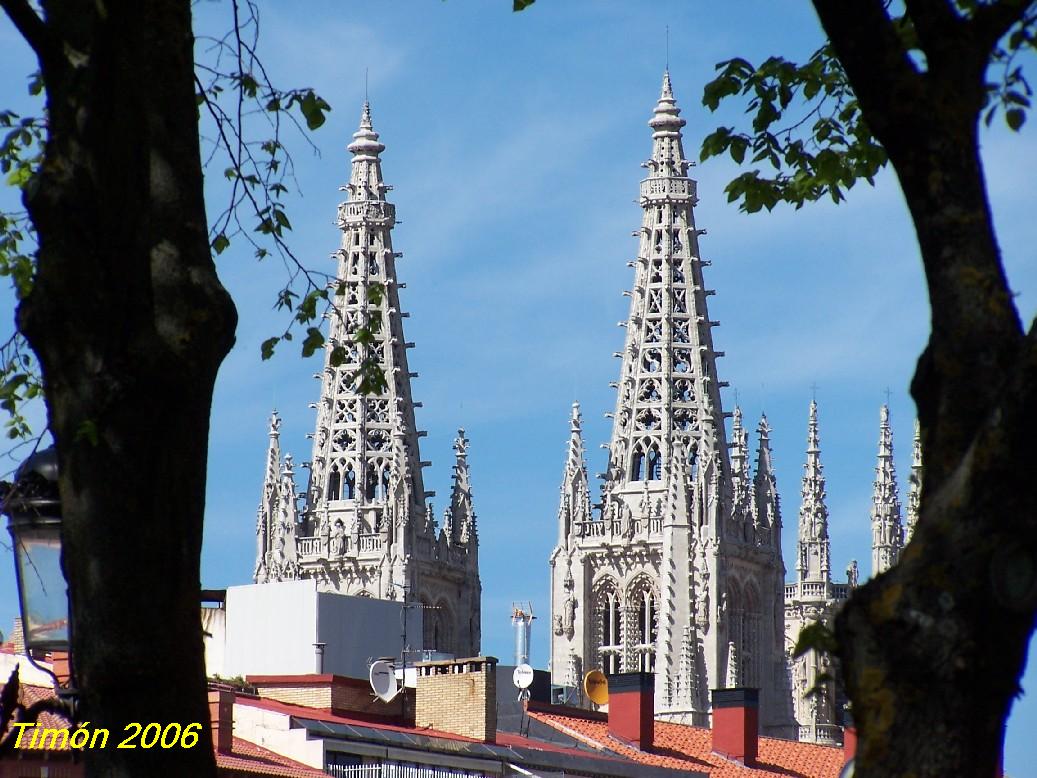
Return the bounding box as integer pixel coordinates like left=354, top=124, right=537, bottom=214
left=369, top=660, right=399, bottom=702
left=513, top=663, right=535, bottom=690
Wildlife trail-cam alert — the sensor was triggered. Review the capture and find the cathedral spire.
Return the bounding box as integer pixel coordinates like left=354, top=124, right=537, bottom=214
left=557, top=403, right=592, bottom=546
left=797, top=401, right=831, bottom=583
left=905, top=418, right=923, bottom=542
left=305, top=100, right=428, bottom=538
left=605, top=71, right=728, bottom=506
left=871, top=405, right=904, bottom=575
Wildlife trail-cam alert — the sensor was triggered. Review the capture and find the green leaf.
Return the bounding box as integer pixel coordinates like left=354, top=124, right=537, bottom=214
left=299, top=91, right=331, bottom=131
left=301, top=327, right=325, bottom=358
left=1006, top=108, right=1026, bottom=131
left=513, top=0, right=536, bottom=10
left=793, top=621, right=837, bottom=659
left=74, top=420, right=99, bottom=447
left=260, top=337, right=279, bottom=360
left=212, top=233, right=230, bottom=255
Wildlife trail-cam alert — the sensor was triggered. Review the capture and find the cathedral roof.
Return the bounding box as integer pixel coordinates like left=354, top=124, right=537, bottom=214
left=527, top=704, right=846, bottom=777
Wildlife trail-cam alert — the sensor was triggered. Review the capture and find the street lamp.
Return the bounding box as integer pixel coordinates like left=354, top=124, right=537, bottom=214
left=0, top=446, right=69, bottom=659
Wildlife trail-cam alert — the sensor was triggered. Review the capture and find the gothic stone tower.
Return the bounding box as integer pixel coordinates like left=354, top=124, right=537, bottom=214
left=254, top=103, right=481, bottom=658
left=549, top=74, right=793, bottom=735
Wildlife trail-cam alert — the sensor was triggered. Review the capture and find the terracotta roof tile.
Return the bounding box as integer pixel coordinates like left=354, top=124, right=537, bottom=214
left=528, top=708, right=847, bottom=778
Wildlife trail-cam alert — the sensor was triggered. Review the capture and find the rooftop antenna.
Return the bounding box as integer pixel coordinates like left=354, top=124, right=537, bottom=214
left=511, top=602, right=536, bottom=666
left=883, top=386, right=892, bottom=406
left=811, top=381, right=819, bottom=402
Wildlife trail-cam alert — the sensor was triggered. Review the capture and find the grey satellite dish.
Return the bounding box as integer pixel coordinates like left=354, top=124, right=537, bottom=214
left=369, top=659, right=399, bottom=702
left=513, top=663, right=534, bottom=690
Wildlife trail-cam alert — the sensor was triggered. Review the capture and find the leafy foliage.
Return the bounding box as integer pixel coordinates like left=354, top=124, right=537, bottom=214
left=0, top=77, right=44, bottom=441
left=793, top=620, right=838, bottom=659
left=700, top=5, right=1036, bottom=213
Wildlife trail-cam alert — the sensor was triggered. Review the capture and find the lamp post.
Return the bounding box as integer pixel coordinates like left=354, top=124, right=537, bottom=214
left=0, top=446, right=73, bottom=693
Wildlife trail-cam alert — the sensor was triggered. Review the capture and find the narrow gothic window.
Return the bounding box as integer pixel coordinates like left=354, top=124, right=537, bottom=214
left=327, top=467, right=341, bottom=501
left=365, top=463, right=378, bottom=499
left=647, top=446, right=662, bottom=480
left=631, top=449, right=645, bottom=481
left=597, top=586, right=621, bottom=675
left=344, top=468, right=356, bottom=500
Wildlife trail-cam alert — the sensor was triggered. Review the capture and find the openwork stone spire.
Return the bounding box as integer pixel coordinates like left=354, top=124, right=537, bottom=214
left=251, top=102, right=481, bottom=657
left=550, top=74, right=793, bottom=736
left=871, top=405, right=904, bottom=576
left=797, top=401, right=831, bottom=583
left=905, top=418, right=923, bottom=542
left=557, top=402, right=592, bottom=546
left=606, top=70, right=728, bottom=502
left=304, top=102, right=427, bottom=533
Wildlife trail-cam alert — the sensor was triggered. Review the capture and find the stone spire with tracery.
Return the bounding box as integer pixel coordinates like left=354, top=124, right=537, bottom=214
left=549, top=73, right=793, bottom=737
left=252, top=102, right=481, bottom=657
left=871, top=405, right=903, bottom=576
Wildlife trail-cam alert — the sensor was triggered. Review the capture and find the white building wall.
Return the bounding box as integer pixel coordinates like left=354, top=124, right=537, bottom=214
left=219, top=581, right=422, bottom=680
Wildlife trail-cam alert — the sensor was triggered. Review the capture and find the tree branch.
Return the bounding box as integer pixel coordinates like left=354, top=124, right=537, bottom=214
left=811, top=0, right=926, bottom=141
left=0, top=0, right=57, bottom=68
left=972, top=0, right=1037, bottom=53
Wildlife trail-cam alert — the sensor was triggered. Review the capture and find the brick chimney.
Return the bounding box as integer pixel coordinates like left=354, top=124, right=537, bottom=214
left=607, top=672, right=654, bottom=750
left=50, top=651, right=71, bottom=687
left=843, top=726, right=857, bottom=764
left=208, top=689, right=234, bottom=754
left=414, top=656, right=497, bottom=743
left=711, top=688, right=758, bottom=765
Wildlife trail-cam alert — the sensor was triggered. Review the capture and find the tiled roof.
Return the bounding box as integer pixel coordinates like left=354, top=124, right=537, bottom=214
left=219, top=738, right=327, bottom=778
left=5, top=682, right=325, bottom=778
left=528, top=706, right=847, bottom=778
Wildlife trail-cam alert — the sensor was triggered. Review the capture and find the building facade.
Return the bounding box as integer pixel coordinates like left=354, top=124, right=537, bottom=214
left=253, top=103, right=481, bottom=658
left=548, top=73, right=921, bottom=742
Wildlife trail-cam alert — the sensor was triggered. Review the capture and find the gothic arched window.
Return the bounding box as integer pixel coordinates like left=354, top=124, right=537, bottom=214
left=647, top=445, right=662, bottom=480
left=594, top=579, right=621, bottom=675
left=344, top=467, right=356, bottom=500
left=327, top=466, right=341, bottom=501
left=631, top=447, right=645, bottom=482
left=365, top=463, right=378, bottom=500
left=629, top=578, right=658, bottom=672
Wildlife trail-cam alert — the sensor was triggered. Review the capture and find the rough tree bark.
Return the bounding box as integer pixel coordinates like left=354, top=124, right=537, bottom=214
left=2, top=0, right=235, bottom=775
left=814, top=1, right=1037, bottom=775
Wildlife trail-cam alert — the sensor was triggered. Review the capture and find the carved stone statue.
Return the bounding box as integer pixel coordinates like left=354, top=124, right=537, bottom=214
left=330, top=520, right=346, bottom=557
left=846, top=559, right=859, bottom=588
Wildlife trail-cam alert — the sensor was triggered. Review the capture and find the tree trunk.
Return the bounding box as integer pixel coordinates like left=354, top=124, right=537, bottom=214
left=14, top=1, right=235, bottom=775
left=812, top=2, right=1037, bottom=775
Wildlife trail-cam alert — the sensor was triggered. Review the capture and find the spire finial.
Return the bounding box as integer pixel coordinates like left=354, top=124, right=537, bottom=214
left=665, top=25, right=670, bottom=71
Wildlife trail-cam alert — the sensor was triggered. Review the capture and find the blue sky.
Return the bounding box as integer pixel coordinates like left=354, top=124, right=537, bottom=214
left=2, top=0, right=1035, bottom=772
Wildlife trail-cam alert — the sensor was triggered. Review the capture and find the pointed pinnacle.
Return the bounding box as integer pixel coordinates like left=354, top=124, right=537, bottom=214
left=661, top=69, right=674, bottom=99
